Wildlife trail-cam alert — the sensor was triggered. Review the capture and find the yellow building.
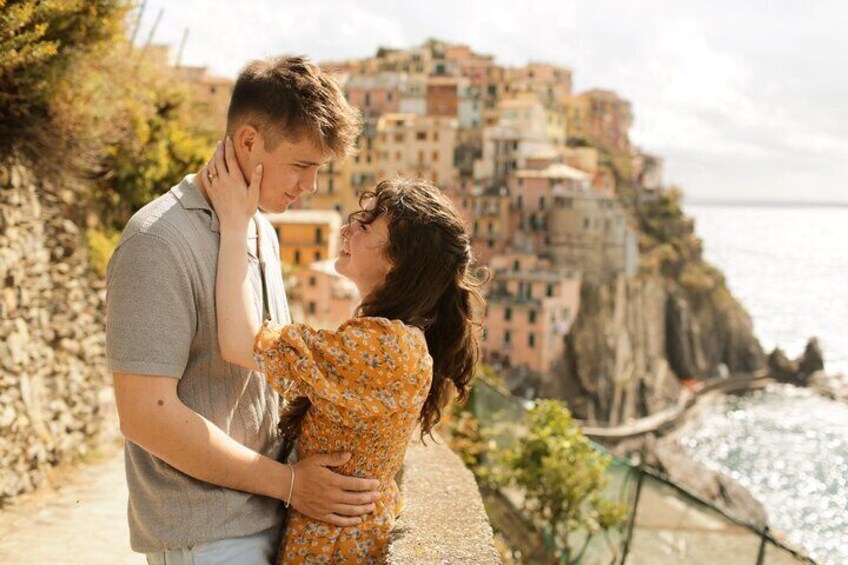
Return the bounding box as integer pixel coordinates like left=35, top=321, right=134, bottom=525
left=262, top=210, right=342, bottom=268
left=375, top=113, right=458, bottom=185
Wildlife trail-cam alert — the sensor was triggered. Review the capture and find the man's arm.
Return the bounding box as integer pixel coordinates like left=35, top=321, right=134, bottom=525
left=114, top=371, right=381, bottom=526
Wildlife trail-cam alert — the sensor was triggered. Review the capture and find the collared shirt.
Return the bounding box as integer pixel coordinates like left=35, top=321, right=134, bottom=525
left=105, top=175, right=290, bottom=553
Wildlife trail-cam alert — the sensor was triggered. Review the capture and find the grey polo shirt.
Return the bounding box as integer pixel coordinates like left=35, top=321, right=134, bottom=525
left=105, top=175, right=290, bottom=553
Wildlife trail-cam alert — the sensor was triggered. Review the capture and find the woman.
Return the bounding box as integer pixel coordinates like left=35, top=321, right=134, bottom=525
left=202, top=139, right=483, bottom=563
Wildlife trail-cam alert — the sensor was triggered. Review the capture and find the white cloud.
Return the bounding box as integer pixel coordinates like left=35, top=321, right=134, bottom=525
left=134, top=0, right=848, bottom=204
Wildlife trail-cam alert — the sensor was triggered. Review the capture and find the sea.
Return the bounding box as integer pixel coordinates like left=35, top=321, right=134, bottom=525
left=679, top=202, right=848, bottom=564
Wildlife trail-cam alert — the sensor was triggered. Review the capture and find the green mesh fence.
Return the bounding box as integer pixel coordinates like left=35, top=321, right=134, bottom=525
left=469, top=381, right=816, bottom=565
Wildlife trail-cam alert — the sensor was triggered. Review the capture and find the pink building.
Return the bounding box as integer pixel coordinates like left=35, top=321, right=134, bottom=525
left=481, top=253, right=581, bottom=376
left=299, top=259, right=359, bottom=330
left=344, top=73, right=403, bottom=116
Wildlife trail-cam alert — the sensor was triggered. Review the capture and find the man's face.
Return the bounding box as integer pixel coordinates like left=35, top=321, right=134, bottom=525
left=242, top=130, right=330, bottom=214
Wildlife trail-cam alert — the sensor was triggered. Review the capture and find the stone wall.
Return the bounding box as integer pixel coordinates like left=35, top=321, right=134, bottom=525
left=0, top=156, right=111, bottom=502
left=387, top=435, right=501, bottom=564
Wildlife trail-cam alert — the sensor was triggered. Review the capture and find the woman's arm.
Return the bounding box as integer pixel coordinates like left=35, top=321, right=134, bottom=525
left=201, top=138, right=263, bottom=370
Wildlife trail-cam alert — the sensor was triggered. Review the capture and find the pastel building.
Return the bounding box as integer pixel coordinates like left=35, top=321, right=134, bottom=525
left=375, top=113, right=458, bottom=185
left=546, top=189, right=639, bottom=283
left=344, top=72, right=404, bottom=116
left=564, top=89, right=633, bottom=152
left=299, top=259, right=359, bottom=329
left=509, top=161, right=592, bottom=253
left=482, top=253, right=581, bottom=375
left=470, top=184, right=512, bottom=263
left=263, top=210, right=342, bottom=268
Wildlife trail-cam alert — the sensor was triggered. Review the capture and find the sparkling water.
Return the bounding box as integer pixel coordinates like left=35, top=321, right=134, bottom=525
left=679, top=385, right=848, bottom=564
left=680, top=203, right=848, bottom=563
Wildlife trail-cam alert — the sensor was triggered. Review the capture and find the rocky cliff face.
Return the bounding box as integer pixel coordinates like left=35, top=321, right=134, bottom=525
left=0, top=156, right=111, bottom=502
left=543, top=272, right=765, bottom=424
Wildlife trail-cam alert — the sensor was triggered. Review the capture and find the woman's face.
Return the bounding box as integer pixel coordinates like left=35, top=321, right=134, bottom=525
left=335, top=209, right=392, bottom=299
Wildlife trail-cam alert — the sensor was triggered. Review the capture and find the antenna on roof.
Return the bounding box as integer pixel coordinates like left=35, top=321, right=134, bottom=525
left=128, top=0, right=146, bottom=53
left=176, top=27, right=190, bottom=68
left=137, top=7, right=164, bottom=64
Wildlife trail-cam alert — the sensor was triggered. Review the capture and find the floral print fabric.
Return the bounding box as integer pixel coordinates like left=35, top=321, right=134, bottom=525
left=254, top=317, right=433, bottom=564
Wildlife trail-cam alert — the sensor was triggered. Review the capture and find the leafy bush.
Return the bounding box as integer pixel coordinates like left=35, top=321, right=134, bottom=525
left=2, top=0, right=217, bottom=232
left=86, top=227, right=121, bottom=277
left=497, top=400, right=628, bottom=563
left=0, top=0, right=129, bottom=154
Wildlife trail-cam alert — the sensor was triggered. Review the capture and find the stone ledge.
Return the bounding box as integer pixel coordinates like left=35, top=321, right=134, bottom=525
left=387, top=433, right=501, bottom=564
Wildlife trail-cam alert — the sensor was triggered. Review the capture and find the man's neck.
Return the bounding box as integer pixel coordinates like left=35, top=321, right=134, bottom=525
left=192, top=173, right=215, bottom=209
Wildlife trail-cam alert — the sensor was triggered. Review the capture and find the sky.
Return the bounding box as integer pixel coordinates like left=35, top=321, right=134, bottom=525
left=133, top=0, right=848, bottom=204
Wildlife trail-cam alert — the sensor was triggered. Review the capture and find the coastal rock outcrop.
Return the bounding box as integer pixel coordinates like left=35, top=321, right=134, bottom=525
left=544, top=273, right=765, bottom=424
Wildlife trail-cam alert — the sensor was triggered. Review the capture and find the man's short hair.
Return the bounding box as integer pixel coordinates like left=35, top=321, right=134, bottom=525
left=226, top=56, right=361, bottom=159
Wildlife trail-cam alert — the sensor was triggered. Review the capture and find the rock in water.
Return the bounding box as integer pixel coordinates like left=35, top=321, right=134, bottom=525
left=798, top=338, right=824, bottom=378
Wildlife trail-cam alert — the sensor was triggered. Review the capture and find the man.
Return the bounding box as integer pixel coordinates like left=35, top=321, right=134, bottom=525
left=106, top=56, right=380, bottom=564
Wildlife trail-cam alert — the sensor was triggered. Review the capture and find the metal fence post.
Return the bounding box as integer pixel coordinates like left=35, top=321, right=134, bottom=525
left=755, top=526, right=768, bottom=565
left=619, top=466, right=645, bottom=564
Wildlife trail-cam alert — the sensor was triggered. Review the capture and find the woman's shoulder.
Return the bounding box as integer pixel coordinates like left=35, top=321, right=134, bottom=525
left=338, top=317, right=427, bottom=349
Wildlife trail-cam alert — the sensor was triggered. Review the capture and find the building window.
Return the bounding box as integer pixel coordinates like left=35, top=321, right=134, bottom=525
left=308, top=276, right=317, bottom=287
left=418, top=150, right=425, bottom=163
left=513, top=260, right=520, bottom=272
left=528, top=333, right=536, bottom=348
left=539, top=196, right=546, bottom=210
left=417, top=131, right=427, bottom=141
left=516, top=195, right=523, bottom=210
left=294, top=250, right=301, bottom=265
left=529, top=310, right=537, bottom=323
left=432, top=151, right=439, bottom=162
left=308, top=301, right=316, bottom=314
left=314, top=251, right=321, bottom=261
left=504, top=330, right=511, bottom=344
left=504, top=307, right=512, bottom=321
left=583, top=217, right=590, bottom=229
left=434, top=131, right=440, bottom=141
left=315, top=227, right=323, bottom=244
left=546, top=284, right=554, bottom=297
left=487, top=221, right=493, bottom=234
left=364, top=92, right=371, bottom=107
left=394, top=133, right=404, bottom=143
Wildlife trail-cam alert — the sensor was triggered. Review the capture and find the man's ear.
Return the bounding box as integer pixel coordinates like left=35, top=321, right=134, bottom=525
left=233, top=124, right=260, bottom=154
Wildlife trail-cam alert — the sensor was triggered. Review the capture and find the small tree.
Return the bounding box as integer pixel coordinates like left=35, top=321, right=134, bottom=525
left=499, top=400, right=628, bottom=564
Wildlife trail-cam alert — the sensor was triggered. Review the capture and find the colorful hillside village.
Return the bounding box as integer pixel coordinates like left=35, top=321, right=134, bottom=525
left=169, top=39, right=665, bottom=394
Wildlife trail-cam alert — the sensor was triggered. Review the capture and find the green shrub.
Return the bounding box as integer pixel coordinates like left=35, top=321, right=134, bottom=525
left=86, top=228, right=121, bottom=277
left=498, top=400, right=628, bottom=564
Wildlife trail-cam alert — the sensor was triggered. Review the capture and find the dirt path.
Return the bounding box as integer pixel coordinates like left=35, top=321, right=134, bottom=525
left=0, top=442, right=143, bottom=564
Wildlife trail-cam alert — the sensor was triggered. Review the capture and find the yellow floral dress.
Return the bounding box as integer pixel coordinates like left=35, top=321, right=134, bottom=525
left=254, top=316, right=433, bottom=564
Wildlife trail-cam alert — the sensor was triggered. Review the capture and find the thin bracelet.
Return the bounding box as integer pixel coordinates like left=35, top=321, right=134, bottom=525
left=284, top=463, right=295, bottom=508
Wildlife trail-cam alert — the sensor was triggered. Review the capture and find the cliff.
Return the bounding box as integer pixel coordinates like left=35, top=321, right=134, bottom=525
left=541, top=190, right=765, bottom=424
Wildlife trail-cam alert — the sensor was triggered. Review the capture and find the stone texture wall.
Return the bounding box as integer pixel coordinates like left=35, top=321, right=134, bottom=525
left=0, top=156, right=111, bottom=502
left=387, top=436, right=501, bottom=564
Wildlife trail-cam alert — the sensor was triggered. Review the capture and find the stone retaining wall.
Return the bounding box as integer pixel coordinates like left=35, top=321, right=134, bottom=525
left=0, top=156, right=111, bottom=502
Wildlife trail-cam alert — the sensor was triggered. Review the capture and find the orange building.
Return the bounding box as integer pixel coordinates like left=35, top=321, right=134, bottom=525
left=263, top=210, right=342, bottom=268
left=426, top=76, right=460, bottom=117
left=563, top=89, right=633, bottom=152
